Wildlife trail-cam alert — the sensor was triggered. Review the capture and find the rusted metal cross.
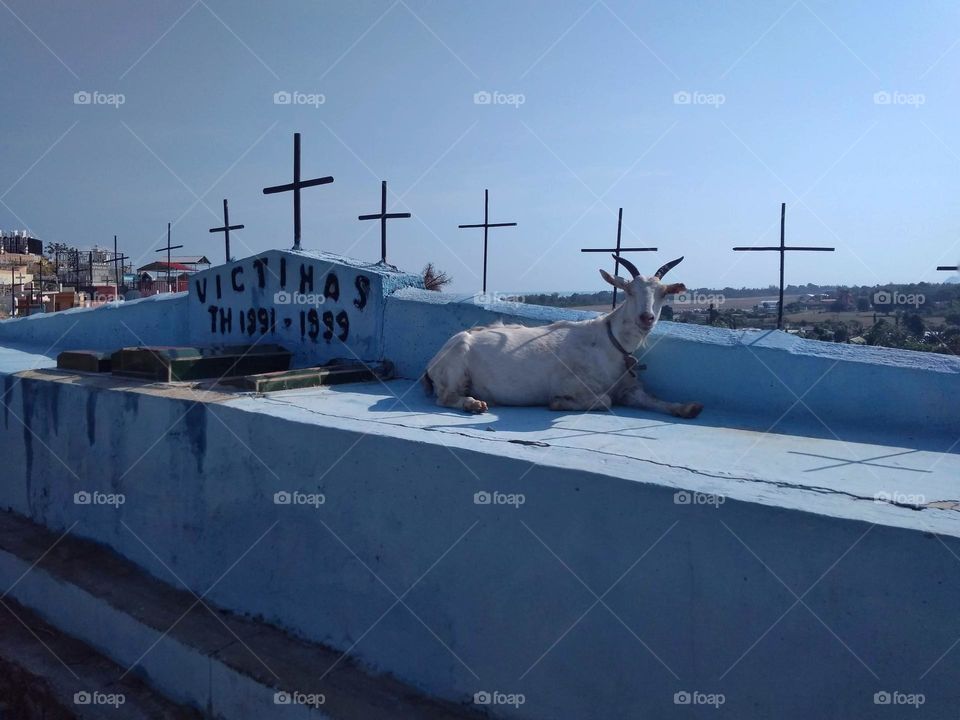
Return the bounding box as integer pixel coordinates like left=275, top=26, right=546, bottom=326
left=358, top=180, right=410, bottom=264
left=581, top=208, right=657, bottom=309
left=209, top=199, right=244, bottom=263
left=155, top=223, right=183, bottom=291
left=458, top=188, right=517, bottom=293
left=262, top=133, right=334, bottom=252
left=734, top=203, right=834, bottom=330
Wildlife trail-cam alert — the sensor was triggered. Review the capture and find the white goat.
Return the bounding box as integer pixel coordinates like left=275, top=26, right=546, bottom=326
left=424, top=256, right=704, bottom=418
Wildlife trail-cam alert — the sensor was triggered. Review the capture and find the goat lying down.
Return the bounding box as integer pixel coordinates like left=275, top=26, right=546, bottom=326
left=424, top=256, right=704, bottom=419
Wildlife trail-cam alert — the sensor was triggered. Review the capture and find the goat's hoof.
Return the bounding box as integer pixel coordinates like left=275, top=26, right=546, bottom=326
left=678, top=402, right=704, bottom=419
left=464, top=399, right=488, bottom=414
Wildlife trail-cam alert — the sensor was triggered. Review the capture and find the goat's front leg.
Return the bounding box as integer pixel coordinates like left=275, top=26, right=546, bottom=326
left=618, top=385, right=703, bottom=419
left=436, top=391, right=488, bottom=414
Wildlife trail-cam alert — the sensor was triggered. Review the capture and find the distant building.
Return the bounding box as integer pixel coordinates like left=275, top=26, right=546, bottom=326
left=171, top=255, right=212, bottom=271
left=0, top=230, right=42, bottom=256
left=755, top=299, right=780, bottom=314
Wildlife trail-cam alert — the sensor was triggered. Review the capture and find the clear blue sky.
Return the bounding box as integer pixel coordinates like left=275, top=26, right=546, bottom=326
left=2, top=0, right=959, bottom=292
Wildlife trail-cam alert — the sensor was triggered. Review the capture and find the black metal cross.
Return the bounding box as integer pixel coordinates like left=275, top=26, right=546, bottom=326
left=581, top=208, right=658, bottom=309
left=11, top=270, right=25, bottom=316
left=733, top=202, right=834, bottom=330
left=262, top=133, right=334, bottom=252
left=209, top=198, right=244, bottom=263
left=358, top=180, right=411, bottom=264
left=111, top=235, right=129, bottom=296
left=937, top=264, right=958, bottom=272
left=155, top=222, right=183, bottom=291
left=458, top=188, right=517, bottom=293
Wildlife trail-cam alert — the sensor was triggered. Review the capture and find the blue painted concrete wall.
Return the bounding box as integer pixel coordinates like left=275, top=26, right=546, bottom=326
left=383, top=287, right=960, bottom=439
left=0, top=373, right=957, bottom=718
left=1, top=251, right=957, bottom=439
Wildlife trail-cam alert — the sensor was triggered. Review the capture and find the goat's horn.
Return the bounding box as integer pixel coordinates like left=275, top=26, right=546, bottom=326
left=612, top=254, right=640, bottom=279
left=654, top=256, right=684, bottom=279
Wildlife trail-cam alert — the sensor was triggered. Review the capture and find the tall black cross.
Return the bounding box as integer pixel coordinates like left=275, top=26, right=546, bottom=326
left=734, top=202, right=834, bottom=330
left=209, top=198, right=244, bottom=263
left=359, top=180, right=411, bottom=264
left=11, top=270, right=25, bottom=316
left=458, top=188, right=517, bottom=293
left=937, top=264, right=958, bottom=272
left=580, top=208, right=658, bottom=309
left=262, top=133, right=334, bottom=252
left=111, top=235, right=129, bottom=296
left=155, top=223, right=183, bottom=291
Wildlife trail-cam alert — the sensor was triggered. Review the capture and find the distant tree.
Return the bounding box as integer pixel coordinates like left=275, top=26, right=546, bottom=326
left=660, top=305, right=673, bottom=321
left=856, top=297, right=870, bottom=312
left=904, top=313, right=925, bottom=337
left=422, top=263, right=452, bottom=291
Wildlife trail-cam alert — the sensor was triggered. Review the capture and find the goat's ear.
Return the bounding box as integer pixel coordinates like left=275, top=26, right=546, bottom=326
left=662, top=282, right=686, bottom=295
left=599, top=269, right=630, bottom=291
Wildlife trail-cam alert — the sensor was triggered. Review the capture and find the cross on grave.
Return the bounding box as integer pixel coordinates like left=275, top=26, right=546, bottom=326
left=733, top=202, right=834, bottom=330
left=155, top=223, right=183, bottom=291
left=11, top=270, right=25, bottom=315
left=111, top=235, right=129, bottom=298
left=209, top=198, right=244, bottom=263
left=262, top=133, right=334, bottom=252
left=458, top=188, right=517, bottom=293
left=580, top=208, right=658, bottom=309
left=358, top=180, right=411, bottom=264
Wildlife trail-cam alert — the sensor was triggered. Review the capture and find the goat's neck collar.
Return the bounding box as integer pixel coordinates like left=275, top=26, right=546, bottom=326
left=605, top=319, right=639, bottom=377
